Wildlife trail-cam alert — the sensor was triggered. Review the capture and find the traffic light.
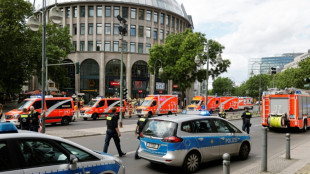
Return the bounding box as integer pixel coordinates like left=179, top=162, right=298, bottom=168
left=305, top=78, right=310, bottom=83
left=117, top=15, right=127, bottom=36
left=271, top=67, right=276, bottom=74
left=75, top=62, right=80, bottom=74
left=123, top=88, right=128, bottom=100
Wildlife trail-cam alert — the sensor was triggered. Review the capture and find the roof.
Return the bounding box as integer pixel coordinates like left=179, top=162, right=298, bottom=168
left=150, top=115, right=221, bottom=123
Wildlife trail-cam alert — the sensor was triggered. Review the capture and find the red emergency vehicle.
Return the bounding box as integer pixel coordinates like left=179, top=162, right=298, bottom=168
left=136, top=95, right=178, bottom=117
left=80, top=97, right=126, bottom=120
left=262, top=88, right=310, bottom=131
left=4, top=96, right=75, bottom=127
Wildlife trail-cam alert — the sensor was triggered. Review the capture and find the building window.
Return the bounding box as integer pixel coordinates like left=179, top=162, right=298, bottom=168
left=88, top=41, right=93, bottom=51
left=88, top=23, right=93, bottom=35
left=146, top=27, right=151, bottom=38
left=73, top=41, right=77, bottom=51
left=130, top=42, right=136, bottom=52
left=96, top=41, right=102, bottom=51
left=176, top=18, right=179, bottom=29
left=66, top=24, right=70, bottom=33
left=153, top=28, right=157, bottom=40
left=180, top=21, right=182, bottom=31
left=73, top=6, right=77, bottom=18
left=122, top=41, right=127, bottom=52
left=166, top=31, right=169, bottom=37
left=160, top=29, right=164, bottom=40
left=172, top=16, right=175, bottom=29
left=154, top=11, right=158, bottom=23
left=105, top=23, right=111, bottom=35
left=146, top=10, right=151, bottom=21
left=138, top=9, right=144, bottom=20
left=104, top=41, right=111, bottom=51
left=88, top=6, right=94, bottom=17
left=97, top=6, right=102, bottom=17
left=80, top=23, right=85, bottom=35
left=66, top=7, right=70, bottom=18
left=80, top=41, right=85, bottom=51
left=131, top=8, right=136, bottom=19
left=114, top=24, right=119, bottom=35
left=114, top=6, right=120, bottom=17
left=113, top=41, right=119, bottom=52
left=105, top=6, right=111, bottom=17
left=80, top=6, right=85, bottom=17
left=122, top=7, right=128, bottom=18
left=73, top=24, right=77, bottom=35
left=130, top=25, right=136, bottom=36
left=96, top=23, right=102, bottom=34
left=138, top=43, right=143, bottom=53
left=138, top=26, right=144, bottom=37
left=166, top=15, right=170, bottom=26
left=160, top=13, right=164, bottom=25
left=146, top=44, right=151, bottom=54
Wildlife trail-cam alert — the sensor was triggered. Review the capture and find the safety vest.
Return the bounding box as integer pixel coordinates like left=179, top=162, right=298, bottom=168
left=20, top=114, right=29, bottom=123
left=137, top=118, right=148, bottom=133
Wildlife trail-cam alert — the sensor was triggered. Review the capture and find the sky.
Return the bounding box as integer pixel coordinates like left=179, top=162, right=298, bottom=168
left=177, top=0, right=310, bottom=86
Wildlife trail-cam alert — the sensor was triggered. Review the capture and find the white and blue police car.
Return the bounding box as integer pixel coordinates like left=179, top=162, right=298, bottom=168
left=0, top=122, right=125, bottom=174
left=138, top=114, right=251, bottom=173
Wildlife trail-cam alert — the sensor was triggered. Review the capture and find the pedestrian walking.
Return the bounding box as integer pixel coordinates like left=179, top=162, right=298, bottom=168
left=128, top=102, right=132, bottom=118
left=134, top=115, right=149, bottom=159
left=28, top=106, right=40, bottom=132
left=0, top=104, right=3, bottom=121
left=19, top=108, right=29, bottom=130
left=241, top=107, right=252, bottom=134
left=218, top=107, right=226, bottom=119
left=103, top=107, right=126, bottom=157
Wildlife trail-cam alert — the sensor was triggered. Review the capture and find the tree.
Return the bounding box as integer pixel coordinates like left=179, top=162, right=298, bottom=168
left=212, top=77, right=235, bottom=96
left=244, top=74, right=271, bottom=99
left=148, top=29, right=231, bottom=106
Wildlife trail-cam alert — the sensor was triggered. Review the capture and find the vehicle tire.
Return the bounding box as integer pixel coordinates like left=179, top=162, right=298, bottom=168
left=61, top=117, right=70, bottom=125
left=92, top=114, right=98, bottom=120
left=148, top=112, right=152, bottom=118
left=239, top=143, right=250, bottom=160
left=182, top=151, right=201, bottom=174
left=229, top=108, right=233, bottom=112
left=83, top=118, right=87, bottom=121
left=303, top=120, right=307, bottom=132
left=168, top=111, right=172, bottom=115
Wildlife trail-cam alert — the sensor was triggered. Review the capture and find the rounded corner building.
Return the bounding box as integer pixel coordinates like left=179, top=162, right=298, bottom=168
left=36, top=0, right=193, bottom=101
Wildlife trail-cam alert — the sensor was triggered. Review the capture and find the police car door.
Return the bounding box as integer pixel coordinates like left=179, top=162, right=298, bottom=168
left=0, top=141, right=24, bottom=174
left=19, top=139, right=83, bottom=174
left=212, top=119, right=239, bottom=155
left=193, top=119, right=220, bottom=161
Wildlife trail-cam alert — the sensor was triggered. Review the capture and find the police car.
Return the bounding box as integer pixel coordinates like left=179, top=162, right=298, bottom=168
left=138, top=114, right=251, bottom=173
left=0, top=123, right=125, bottom=174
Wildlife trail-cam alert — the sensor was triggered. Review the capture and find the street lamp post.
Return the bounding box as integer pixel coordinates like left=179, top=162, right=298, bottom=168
left=153, top=60, right=163, bottom=95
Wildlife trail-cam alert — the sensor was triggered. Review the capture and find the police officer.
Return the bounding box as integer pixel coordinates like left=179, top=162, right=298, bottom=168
left=103, top=107, right=126, bottom=157
left=241, top=107, right=252, bottom=134
left=218, top=107, right=226, bottom=119
left=134, top=115, right=149, bottom=159
left=28, top=106, right=40, bottom=132
left=19, top=108, right=29, bottom=130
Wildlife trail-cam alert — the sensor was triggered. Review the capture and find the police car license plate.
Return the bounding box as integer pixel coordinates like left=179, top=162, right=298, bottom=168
left=147, top=143, right=159, bottom=149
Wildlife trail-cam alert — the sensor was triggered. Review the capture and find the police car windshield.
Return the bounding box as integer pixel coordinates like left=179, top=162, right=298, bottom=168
left=17, top=100, right=33, bottom=111
left=141, top=100, right=152, bottom=107
left=191, top=100, right=200, bottom=105
left=85, top=100, right=99, bottom=107
left=143, top=120, right=177, bottom=138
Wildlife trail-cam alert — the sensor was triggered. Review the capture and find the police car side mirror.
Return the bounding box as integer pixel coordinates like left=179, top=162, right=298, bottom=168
left=69, top=155, right=78, bottom=170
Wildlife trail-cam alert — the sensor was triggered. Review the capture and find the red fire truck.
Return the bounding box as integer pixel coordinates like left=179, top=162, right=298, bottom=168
left=262, top=88, right=310, bottom=131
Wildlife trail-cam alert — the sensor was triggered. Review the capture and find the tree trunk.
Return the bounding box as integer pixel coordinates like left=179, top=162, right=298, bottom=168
left=179, top=90, right=185, bottom=109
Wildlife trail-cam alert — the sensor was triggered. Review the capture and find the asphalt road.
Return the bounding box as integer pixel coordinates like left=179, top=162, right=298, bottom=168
left=67, top=117, right=310, bottom=174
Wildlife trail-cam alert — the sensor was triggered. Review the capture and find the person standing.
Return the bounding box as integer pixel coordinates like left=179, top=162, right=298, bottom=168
left=218, top=107, right=226, bottom=119
left=128, top=102, right=132, bottom=118
left=19, top=108, right=29, bottom=130
left=28, top=106, right=40, bottom=132
left=134, top=115, right=149, bottom=159
left=0, top=104, right=3, bottom=121
left=241, top=107, right=252, bottom=134
left=103, top=107, right=126, bottom=157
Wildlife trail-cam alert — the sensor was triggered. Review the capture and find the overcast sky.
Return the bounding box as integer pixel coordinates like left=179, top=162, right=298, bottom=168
left=177, top=0, right=310, bottom=86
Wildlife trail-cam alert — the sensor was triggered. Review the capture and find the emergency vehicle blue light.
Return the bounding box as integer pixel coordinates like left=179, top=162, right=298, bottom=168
left=0, top=122, right=18, bottom=133
left=200, top=111, right=210, bottom=116
left=296, top=90, right=301, bottom=94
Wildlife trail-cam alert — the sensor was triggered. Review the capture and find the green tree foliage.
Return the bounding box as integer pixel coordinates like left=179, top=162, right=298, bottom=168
left=212, top=77, right=235, bottom=96
left=245, top=74, right=271, bottom=98
left=148, top=29, right=231, bottom=103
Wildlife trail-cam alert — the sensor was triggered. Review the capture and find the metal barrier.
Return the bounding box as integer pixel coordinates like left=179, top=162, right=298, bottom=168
left=223, top=153, right=230, bottom=174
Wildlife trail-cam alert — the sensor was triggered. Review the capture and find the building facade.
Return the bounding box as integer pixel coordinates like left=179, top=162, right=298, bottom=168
left=281, top=49, right=310, bottom=72
left=34, top=0, right=193, bottom=101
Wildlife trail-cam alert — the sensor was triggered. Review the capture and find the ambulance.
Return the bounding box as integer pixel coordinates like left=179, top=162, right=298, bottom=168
left=4, top=96, right=75, bottom=127
left=80, top=97, right=127, bottom=120
left=262, top=88, right=310, bottom=131
left=136, top=95, right=178, bottom=117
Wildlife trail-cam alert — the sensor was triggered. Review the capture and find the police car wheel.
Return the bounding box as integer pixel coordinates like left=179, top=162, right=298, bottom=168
left=239, top=143, right=250, bottom=160
left=183, top=152, right=200, bottom=173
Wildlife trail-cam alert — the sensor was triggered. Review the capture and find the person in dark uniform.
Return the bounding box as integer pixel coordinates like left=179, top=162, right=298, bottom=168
left=103, top=107, right=126, bottom=157
left=134, top=115, right=149, bottom=159
left=241, top=107, right=252, bottom=134
left=28, top=106, right=40, bottom=132
left=218, top=107, right=226, bottom=119
left=19, top=108, right=29, bottom=130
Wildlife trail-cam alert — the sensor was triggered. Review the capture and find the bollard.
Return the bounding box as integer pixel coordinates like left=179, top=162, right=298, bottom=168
left=261, top=127, right=268, bottom=172
left=223, top=153, right=230, bottom=174
left=286, top=133, right=290, bottom=159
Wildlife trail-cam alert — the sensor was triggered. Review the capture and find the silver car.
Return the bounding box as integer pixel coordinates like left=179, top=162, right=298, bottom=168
left=138, top=115, right=251, bottom=173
